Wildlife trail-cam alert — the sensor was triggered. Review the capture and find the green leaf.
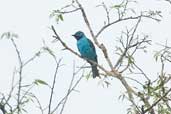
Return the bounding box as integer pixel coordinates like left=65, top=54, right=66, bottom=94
left=154, top=52, right=160, bottom=62
left=111, top=4, right=123, bottom=9
left=85, top=71, right=91, bottom=80
left=128, top=55, right=134, bottom=64
left=59, top=14, right=64, bottom=21
left=111, top=0, right=125, bottom=9
left=34, top=79, right=48, bottom=86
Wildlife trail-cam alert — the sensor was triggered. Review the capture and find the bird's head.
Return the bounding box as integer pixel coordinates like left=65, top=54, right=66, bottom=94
left=72, top=31, right=85, bottom=40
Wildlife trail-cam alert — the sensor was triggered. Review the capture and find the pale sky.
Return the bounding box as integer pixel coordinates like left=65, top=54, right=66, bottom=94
left=0, top=0, right=171, bottom=114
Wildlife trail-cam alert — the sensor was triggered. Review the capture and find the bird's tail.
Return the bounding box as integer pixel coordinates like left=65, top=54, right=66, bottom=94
left=91, top=65, right=99, bottom=78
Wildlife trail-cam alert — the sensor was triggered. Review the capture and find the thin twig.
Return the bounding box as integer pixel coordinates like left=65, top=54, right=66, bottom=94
left=32, top=95, right=44, bottom=114
left=48, top=58, right=62, bottom=114
left=114, top=17, right=141, bottom=68
left=97, top=2, right=110, bottom=24
left=22, top=51, right=41, bottom=67
left=10, top=38, right=23, bottom=114
left=51, top=63, right=85, bottom=114
left=95, top=14, right=160, bottom=39
left=124, top=76, right=144, bottom=86
left=59, top=61, right=76, bottom=114
left=57, top=8, right=80, bottom=14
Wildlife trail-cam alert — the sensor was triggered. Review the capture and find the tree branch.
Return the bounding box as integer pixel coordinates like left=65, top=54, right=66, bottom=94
left=95, top=14, right=160, bottom=39
left=48, top=58, right=62, bottom=114
left=10, top=38, right=23, bottom=114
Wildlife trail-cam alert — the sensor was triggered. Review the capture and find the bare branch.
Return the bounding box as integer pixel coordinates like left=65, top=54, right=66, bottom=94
left=95, top=14, right=160, bottom=39
left=22, top=50, right=42, bottom=67
left=10, top=38, right=23, bottom=114
left=48, top=57, right=62, bottom=114
left=133, top=62, right=150, bottom=81
left=32, top=95, right=44, bottom=114
left=51, top=63, right=85, bottom=114
left=57, top=8, right=80, bottom=14
left=59, top=61, right=76, bottom=114
left=75, top=0, right=95, bottom=38
left=96, top=2, right=110, bottom=24
left=124, top=76, right=144, bottom=86
left=114, top=17, right=141, bottom=68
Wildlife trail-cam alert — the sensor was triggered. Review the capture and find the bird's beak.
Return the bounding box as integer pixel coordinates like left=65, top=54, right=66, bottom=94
left=72, top=34, right=76, bottom=37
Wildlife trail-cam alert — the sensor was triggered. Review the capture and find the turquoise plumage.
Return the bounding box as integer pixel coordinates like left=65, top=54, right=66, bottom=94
left=72, top=31, right=99, bottom=78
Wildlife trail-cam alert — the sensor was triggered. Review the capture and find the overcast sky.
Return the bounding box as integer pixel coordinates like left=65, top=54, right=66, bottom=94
left=0, top=0, right=171, bottom=114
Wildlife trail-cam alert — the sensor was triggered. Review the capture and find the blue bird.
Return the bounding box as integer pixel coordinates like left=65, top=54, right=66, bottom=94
left=72, top=31, right=99, bottom=78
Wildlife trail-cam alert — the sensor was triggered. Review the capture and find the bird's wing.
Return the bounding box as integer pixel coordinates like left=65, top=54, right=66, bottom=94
left=87, top=38, right=96, bottom=53
left=87, top=38, right=98, bottom=62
